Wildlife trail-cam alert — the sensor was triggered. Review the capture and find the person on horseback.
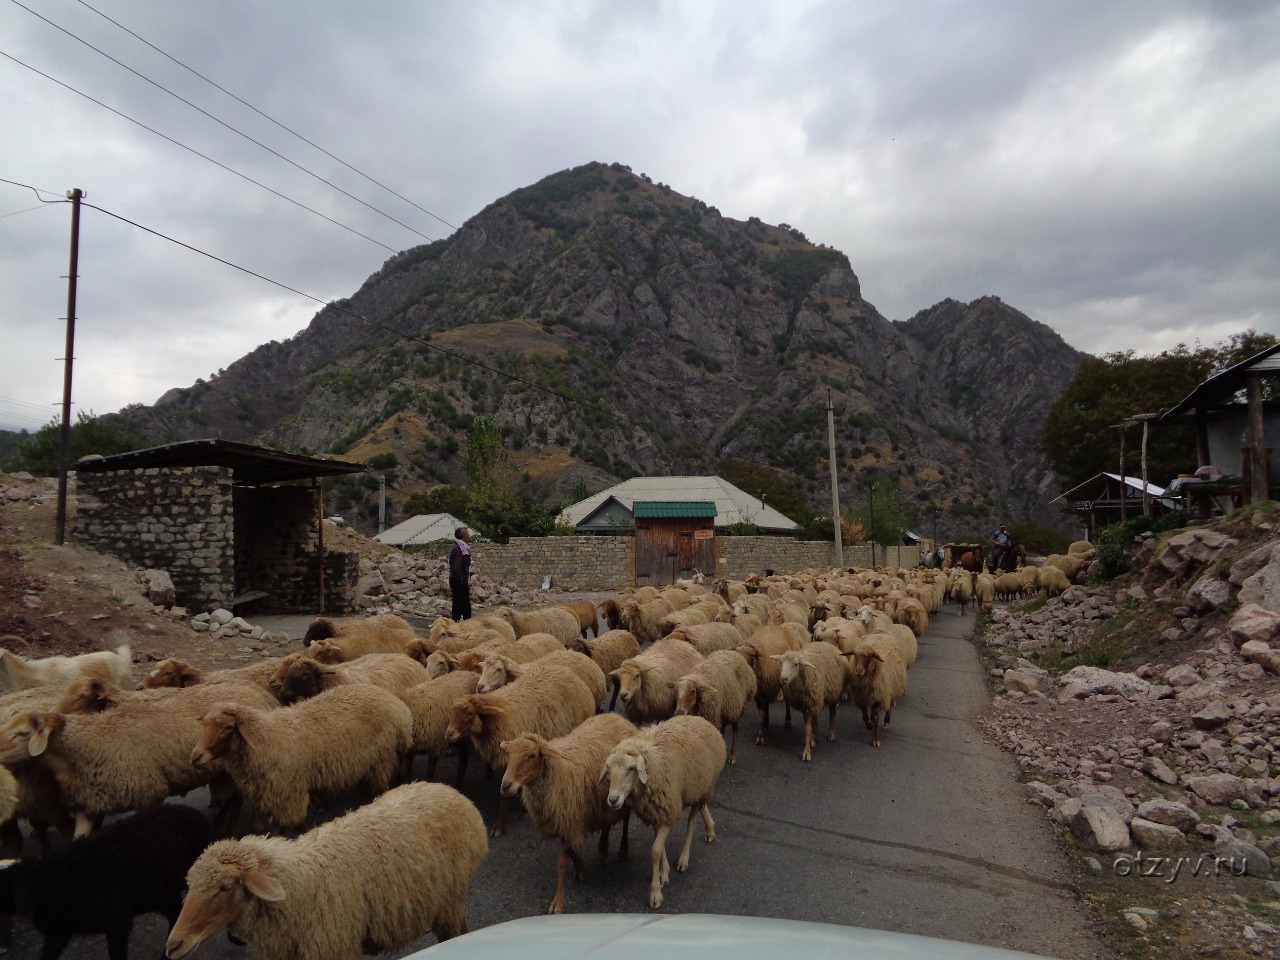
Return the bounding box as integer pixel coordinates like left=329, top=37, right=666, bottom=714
left=990, top=524, right=1012, bottom=570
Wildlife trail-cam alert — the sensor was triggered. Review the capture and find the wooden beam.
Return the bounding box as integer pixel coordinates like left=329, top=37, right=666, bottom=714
left=1194, top=405, right=1211, bottom=468
left=1249, top=375, right=1267, bottom=503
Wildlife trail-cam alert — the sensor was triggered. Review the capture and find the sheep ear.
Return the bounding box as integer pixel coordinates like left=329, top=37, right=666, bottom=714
left=27, top=717, right=49, bottom=757
left=700, top=683, right=719, bottom=696
left=244, top=870, right=286, bottom=902
left=634, top=754, right=648, bottom=785
left=872, top=651, right=885, bottom=663
left=598, top=763, right=610, bottom=785
left=664, top=681, right=675, bottom=690
left=236, top=718, right=255, bottom=748
left=799, top=658, right=814, bottom=669
left=769, top=654, right=783, bottom=662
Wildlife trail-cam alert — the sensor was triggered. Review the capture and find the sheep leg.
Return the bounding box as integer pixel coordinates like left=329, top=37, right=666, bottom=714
left=452, top=743, right=471, bottom=789
left=72, top=811, right=95, bottom=839
left=870, top=704, right=882, bottom=747
left=755, top=698, right=770, bottom=745
left=883, top=702, right=893, bottom=729
left=608, top=677, right=621, bottom=712
left=727, top=720, right=739, bottom=765
left=597, top=824, right=611, bottom=863
left=38, top=930, right=73, bottom=960
left=861, top=704, right=872, bottom=730
left=618, top=810, right=630, bottom=861
left=104, top=923, right=132, bottom=960
left=826, top=702, right=838, bottom=741
left=783, top=702, right=792, bottom=727
left=676, top=805, right=699, bottom=872
left=431, top=902, right=469, bottom=942
left=801, top=712, right=814, bottom=762
left=549, top=845, right=579, bottom=915
left=649, top=823, right=673, bottom=908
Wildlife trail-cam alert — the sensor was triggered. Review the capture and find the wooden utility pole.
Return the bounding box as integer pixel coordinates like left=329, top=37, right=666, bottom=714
left=55, top=188, right=83, bottom=546
left=1118, top=426, right=1127, bottom=521
left=826, top=390, right=843, bottom=566
left=1248, top=375, right=1268, bottom=503
left=1141, top=418, right=1151, bottom=515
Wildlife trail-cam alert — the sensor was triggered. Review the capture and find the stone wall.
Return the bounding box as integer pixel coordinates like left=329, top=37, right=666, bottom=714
left=716, top=539, right=914, bottom=578
left=472, top=536, right=635, bottom=590
left=75, top=465, right=236, bottom=610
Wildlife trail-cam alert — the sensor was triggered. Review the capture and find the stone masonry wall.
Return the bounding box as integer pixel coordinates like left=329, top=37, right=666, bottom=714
left=472, top=536, right=635, bottom=590
left=75, top=465, right=235, bottom=611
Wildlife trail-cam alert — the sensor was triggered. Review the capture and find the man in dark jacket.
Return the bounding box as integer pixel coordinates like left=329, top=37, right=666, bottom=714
left=449, top=526, right=472, bottom=621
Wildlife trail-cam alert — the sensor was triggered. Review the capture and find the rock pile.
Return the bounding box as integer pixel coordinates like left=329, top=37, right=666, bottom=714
left=351, top=552, right=543, bottom=618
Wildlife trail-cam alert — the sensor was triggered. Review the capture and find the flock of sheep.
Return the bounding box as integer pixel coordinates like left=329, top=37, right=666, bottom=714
left=0, top=548, right=1093, bottom=960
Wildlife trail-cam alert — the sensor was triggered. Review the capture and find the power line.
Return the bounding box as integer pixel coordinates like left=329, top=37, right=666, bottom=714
left=0, top=48, right=400, bottom=253
left=72, top=0, right=458, bottom=233
left=0, top=202, right=57, bottom=220
left=0, top=393, right=58, bottom=412
left=0, top=176, right=67, bottom=202
left=9, top=0, right=441, bottom=245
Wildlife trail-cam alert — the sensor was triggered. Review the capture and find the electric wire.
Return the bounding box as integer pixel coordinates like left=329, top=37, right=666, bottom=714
left=9, top=0, right=440, bottom=245
left=0, top=176, right=67, bottom=202
left=0, top=394, right=59, bottom=412
left=72, top=0, right=458, bottom=232
left=0, top=202, right=56, bottom=220
left=0, top=49, right=400, bottom=253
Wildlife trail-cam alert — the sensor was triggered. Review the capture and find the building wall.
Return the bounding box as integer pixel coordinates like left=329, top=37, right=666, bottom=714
left=75, top=465, right=237, bottom=611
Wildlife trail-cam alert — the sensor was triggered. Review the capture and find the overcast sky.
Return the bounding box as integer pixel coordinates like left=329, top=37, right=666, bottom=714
left=2, top=0, right=1277, bottom=433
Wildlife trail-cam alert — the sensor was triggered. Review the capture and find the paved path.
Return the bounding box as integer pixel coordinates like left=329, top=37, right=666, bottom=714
left=5, top=609, right=1109, bottom=960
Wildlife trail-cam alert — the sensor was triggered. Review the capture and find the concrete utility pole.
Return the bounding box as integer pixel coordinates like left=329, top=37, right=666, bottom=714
left=868, top=483, right=877, bottom=569
left=827, top=390, right=843, bottom=566
left=378, top=475, right=387, bottom=533
left=55, top=188, right=83, bottom=547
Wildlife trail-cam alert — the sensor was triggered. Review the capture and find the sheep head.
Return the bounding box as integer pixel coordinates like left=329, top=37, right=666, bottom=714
left=56, top=677, right=119, bottom=714
left=498, top=733, right=557, bottom=798
left=0, top=711, right=62, bottom=761
left=140, top=658, right=202, bottom=689
left=301, top=616, right=338, bottom=645
left=423, top=650, right=456, bottom=679
left=428, top=616, right=455, bottom=642
left=610, top=663, right=646, bottom=705
left=405, top=639, right=435, bottom=666
left=276, top=659, right=329, bottom=705
left=454, top=650, right=490, bottom=674
left=601, top=740, right=649, bottom=810
left=476, top=655, right=518, bottom=694
left=266, top=653, right=305, bottom=696
left=844, top=649, right=885, bottom=678
left=193, top=707, right=251, bottom=767
left=167, top=842, right=285, bottom=960
left=446, top=694, right=507, bottom=743
left=305, top=639, right=346, bottom=665
left=734, top=644, right=760, bottom=669
left=671, top=677, right=715, bottom=716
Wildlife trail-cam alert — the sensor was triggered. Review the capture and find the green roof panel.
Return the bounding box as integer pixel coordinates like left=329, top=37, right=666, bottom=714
left=632, top=500, right=717, bottom=519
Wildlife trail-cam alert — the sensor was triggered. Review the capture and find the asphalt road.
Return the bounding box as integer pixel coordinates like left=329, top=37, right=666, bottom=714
left=6, top=610, right=1108, bottom=960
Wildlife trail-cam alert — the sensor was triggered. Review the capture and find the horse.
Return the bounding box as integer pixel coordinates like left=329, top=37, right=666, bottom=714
left=995, top=543, right=1026, bottom=572
left=959, top=547, right=984, bottom=573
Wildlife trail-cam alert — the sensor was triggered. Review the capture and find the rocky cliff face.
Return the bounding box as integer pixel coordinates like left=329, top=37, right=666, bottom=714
left=120, top=162, right=1084, bottom=534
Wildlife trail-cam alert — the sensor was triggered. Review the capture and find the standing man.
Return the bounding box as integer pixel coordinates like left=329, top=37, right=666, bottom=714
left=449, top=525, right=472, bottom=621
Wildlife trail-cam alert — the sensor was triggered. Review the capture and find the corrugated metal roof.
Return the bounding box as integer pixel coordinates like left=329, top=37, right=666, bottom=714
left=1162, top=343, right=1280, bottom=421
left=633, top=500, right=717, bottom=518
left=561, top=476, right=798, bottom=532
left=1050, top=473, right=1177, bottom=508
left=375, top=513, right=470, bottom=546
left=72, top=438, right=365, bottom=486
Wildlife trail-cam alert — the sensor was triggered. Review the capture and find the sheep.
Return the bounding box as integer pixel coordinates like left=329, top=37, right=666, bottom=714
left=658, top=586, right=693, bottom=610
left=0, top=643, right=131, bottom=693
left=445, top=660, right=600, bottom=836
left=810, top=616, right=866, bottom=653
left=474, top=649, right=606, bottom=706
left=952, top=573, right=973, bottom=615
left=843, top=635, right=910, bottom=747
left=601, top=715, right=727, bottom=909
left=139, top=657, right=284, bottom=693
left=166, top=782, right=487, bottom=960
left=712, top=578, right=747, bottom=604
left=772, top=644, right=847, bottom=762
left=398, top=670, right=479, bottom=785
left=0, top=803, right=213, bottom=960
left=498, top=712, right=639, bottom=914
left=766, top=601, right=809, bottom=630
left=994, top=572, right=1024, bottom=602
left=734, top=624, right=803, bottom=745
left=0, top=679, right=272, bottom=837
left=566, top=629, right=641, bottom=710
left=881, top=622, right=918, bottom=668
left=713, top=608, right=764, bottom=640
left=1044, top=553, right=1088, bottom=583
left=1068, top=539, right=1096, bottom=560
left=1040, top=564, right=1071, bottom=597
left=609, top=638, right=704, bottom=725
left=731, top=594, right=771, bottom=621
left=301, top=613, right=416, bottom=656
left=428, top=614, right=517, bottom=645
left=191, top=684, right=412, bottom=832
left=598, top=599, right=624, bottom=632
left=276, top=652, right=429, bottom=705
left=974, top=573, right=995, bottom=613
left=664, top=622, right=743, bottom=656
left=671, top=650, right=758, bottom=765
left=1020, top=564, right=1041, bottom=595
left=619, top=597, right=675, bottom=646
left=563, top=600, right=600, bottom=639
left=490, top=606, right=581, bottom=645
left=56, top=676, right=278, bottom=716
left=0, top=766, right=15, bottom=829
left=656, top=606, right=711, bottom=638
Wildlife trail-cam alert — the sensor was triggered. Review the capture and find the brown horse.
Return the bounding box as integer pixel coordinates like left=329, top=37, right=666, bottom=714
left=959, top=547, right=984, bottom=573
left=995, top=543, right=1026, bottom=572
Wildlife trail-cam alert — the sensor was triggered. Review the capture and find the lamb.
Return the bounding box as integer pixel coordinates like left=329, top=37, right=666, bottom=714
left=191, top=684, right=412, bottom=832
left=398, top=670, right=479, bottom=785
left=772, top=644, right=847, bottom=762
left=734, top=624, right=803, bottom=745
left=1040, top=564, right=1071, bottom=597
left=498, top=712, right=638, bottom=914
left=566, top=629, right=641, bottom=710
left=301, top=613, right=416, bottom=656
left=491, top=606, right=581, bottom=645
left=0, top=642, right=131, bottom=693
left=476, top=649, right=607, bottom=705
left=664, top=622, right=743, bottom=656
left=619, top=597, right=676, bottom=646
left=445, top=660, right=600, bottom=836
left=598, top=599, right=624, bottom=632
left=609, top=638, right=704, bottom=725
left=671, top=650, right=758, bottom=765
left=0, top=803, right=213, bottom=960
left=139, top=657, right=284, bottom=693
left=166, top=782, right=487, bottom=960
left=563, top=599, right=601, bottom=639
left=276, top=652, right=429, bottom=705
left=601, top=715, right=727, bottom=909
left=843, top=635, right=910, bottom=747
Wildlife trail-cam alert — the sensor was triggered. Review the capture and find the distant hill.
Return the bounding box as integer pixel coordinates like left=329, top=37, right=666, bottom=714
left=115, top=162, right=1085, bottom=535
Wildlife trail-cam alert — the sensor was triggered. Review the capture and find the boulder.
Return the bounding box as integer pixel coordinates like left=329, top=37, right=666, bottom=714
left=1004, top=668, right=1050, bottom=695
left=142, top=569, right=175, bottom=609
left=1057, top=666, right=1156, bottom=701
left=1230, top=542, right=1280, bottom=586
left=1066, top=802, right=1132, bottom=852
left=1239, top=545, right=1280, bottom=613
left=1240, top=639, right=1280, bottom=675
left=1135, top=799, right=1200, bottom=831
left=1130, top=817, right=1186, bottom=851
left=1226, top=603, right=1280, bottom=648
left=1185, top=773, right=1251, bottom=806
left=1156, top=529, right=1239, bottom=581
left=1184, top=576, right=1233, bottom=614
left=1163, top=664, right=1202, bottom=688
left=1141, top=757, right=1179, bottom=785
left=1190, top=700, right=1234, bottom=729
left=1213, top=837, right=1272, bottom=877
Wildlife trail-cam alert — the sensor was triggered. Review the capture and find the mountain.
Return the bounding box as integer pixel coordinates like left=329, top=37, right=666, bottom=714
left=116, top=161, right=1085, bottom=536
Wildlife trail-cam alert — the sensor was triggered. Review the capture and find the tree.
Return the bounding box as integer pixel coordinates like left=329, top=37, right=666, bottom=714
left=846, top=478, right=914, bottom=546
left=718, top=459, right=814, bottom=529
left=1039, top=331, right=1278, bottom=489
left=17, top=412, right=149, bottom=477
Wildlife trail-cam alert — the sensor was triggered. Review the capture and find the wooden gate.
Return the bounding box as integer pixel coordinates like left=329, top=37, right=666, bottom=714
left=632, top=501, right=718, bottom=586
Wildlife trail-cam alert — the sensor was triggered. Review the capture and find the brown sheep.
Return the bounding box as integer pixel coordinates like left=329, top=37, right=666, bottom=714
left=276, top=654, right=429, bottom=706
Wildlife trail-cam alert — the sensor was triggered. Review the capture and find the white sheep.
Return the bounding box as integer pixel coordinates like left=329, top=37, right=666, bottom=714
left=566, top=629, right=641, bottom=711
left=619, top=597, right=676, bottom=646
left=490, top=606, right=581, bottom=645
left=664, top=622, right=743, bottom=656
left=191, top=684, right=412, bottom=832
left=398, top=670, right=479, bottom=785
left=601, top=715, right=727, bottom=909
left=772, top=643, right=847, bottom=762
left=166, top=781, right=487, bottom=960
left=734, top=624, right=803, bottom=745
left=609, top=638, right=704, bottom=725
left=301, top=613, right=416, bottom=657
left=139, top=657, right=284, bottom=693
left=843, top=635, right=910, bottom=747
left=498, top=712, right=639, bottom=913
left=0, top=642, right=131, bottom=693
left=1040, top=564, right=1071, bottom=597
left=671, top=650, right=758, bottom=765
left=428, top=614, right=518, bottom=645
